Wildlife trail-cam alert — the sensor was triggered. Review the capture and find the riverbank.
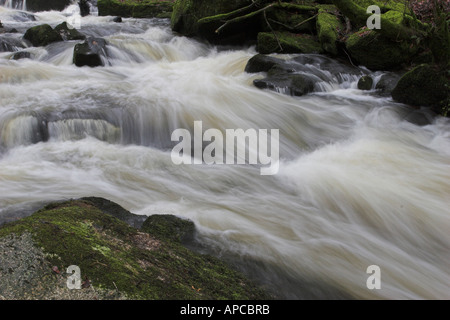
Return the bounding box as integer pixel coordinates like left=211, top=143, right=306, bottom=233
left=0, top=198, right=273, bottom=300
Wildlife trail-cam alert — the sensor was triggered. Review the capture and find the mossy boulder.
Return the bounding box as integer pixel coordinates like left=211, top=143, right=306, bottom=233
left=346, top=29, right=416, bottom=70
left=55, top=22, right=86, bottom=41
left=265, top=7, right=316, bottom=34
left=0, top=199, right=271, bottom=300
left=98, top=0, right=174, bottom=18
left=357, top=75, right=373, bottom=90
left=392, top=64, right=450, bottom=116
left=316, top=10, right=343, bottom=55
left=257, top=31, right=324, bottom=54
left=26, top=0, right=72, bottom=12
left=73, top=37, right=108, bottom=67
left=171, top=0, right=258, bottom=44
left=23, top=24, right=63, bottom=47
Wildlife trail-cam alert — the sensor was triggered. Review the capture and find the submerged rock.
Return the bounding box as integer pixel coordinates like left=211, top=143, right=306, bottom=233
left=23, top=24, right=63, bottom=47
left=73, top=37, right=107, bottom=67
left=0, top=36, right=26, bottom=52
left=11, top=51, right=32, bottom=60
left=0, top=198, right=271, bottom=300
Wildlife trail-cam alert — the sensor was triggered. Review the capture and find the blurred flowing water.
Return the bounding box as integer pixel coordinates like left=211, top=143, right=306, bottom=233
left=0, top=4, right=449, bottom=299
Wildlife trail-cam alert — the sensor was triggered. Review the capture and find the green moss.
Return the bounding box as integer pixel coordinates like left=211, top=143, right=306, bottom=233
left=257, top=31, right=324, bottom=54
left=316, top=10, right=343, bottom=55
left=346, top=29, right=417, bottom=70
left=23, top=24, right=63, bottom=47
left=0, top=199, right=271, bottom=300
left=392, top=64, right=450, bottom=115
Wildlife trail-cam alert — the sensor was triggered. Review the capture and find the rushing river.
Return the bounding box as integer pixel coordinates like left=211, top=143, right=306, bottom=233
left=0, top=4, right=449, bottom=300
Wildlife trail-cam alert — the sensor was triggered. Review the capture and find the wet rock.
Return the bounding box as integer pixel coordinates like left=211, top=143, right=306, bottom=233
left=392, top=64, right=450, bottom=115
left=245, top=54, right=284, bottom=74
left=23, top=24, right=63, bottom=47
left=79, top=0, right=90, bottom=17
left=375, top=72, right=401, bottom=96
left=357, top=75, right=373, bottom=90
left=0, top=36, right=26, bottom=52
left=73, top=37, right=107, bottom=67
left=11, top=51, right=32, bottom=60
left=55, top=22, right=86, bottom=41
left=254, top=74, right=315, bottom=97
left=141, top=214, right=196, bottom=244
left=113, top=16, right=122, bottom=23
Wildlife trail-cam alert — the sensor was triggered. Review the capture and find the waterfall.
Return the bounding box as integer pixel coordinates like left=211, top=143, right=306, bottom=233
left=0, top=0, right=26, bottom=11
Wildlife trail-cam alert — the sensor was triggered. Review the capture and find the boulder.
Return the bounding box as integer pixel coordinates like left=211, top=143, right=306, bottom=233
left=392, top=64, right=450, bottom=115
left=73, top=37, right=108, bottom=67
left=245, top=54, right=284, bottom=74
left=357, top=75, right=373, bottom=90
left=79, top=0, right=90, bottom=17
left=345, top=29, right=416, bottom=71
left=257, top=31, right=324, bottom=54
left=54, top=22, right=86, bottom=41
left=171, top=0, right=256, bottom=45
left=23, top=24, right=63, bottom=47
left=26, top=0, right=72, bottom=12
left=0, top=199, right=271, bottom=299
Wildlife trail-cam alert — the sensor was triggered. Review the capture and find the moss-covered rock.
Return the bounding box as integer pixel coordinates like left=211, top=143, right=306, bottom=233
left=345, top=29, right=417, bottom=70
left=23, top=24, right=63, bottom=47
left=0, top=199, right=271, bottom=300
left=392, top=64, right=450, bottom=116
left=357, top=75, right=373, bottom=90
left=257, top=31, right=324, bottom=54
left=171, top=0, right=259, bottom=45
left=98, top=0, right=174, bottom=19
left=142, top=214, right=196, bottom=244
left=26, top=0, right=72, bottom=12
left=316, top=10, right=343, bottom=55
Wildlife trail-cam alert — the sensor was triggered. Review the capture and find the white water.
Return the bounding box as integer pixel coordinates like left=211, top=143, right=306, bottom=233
left=0, top=6, right=449, bottom=299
